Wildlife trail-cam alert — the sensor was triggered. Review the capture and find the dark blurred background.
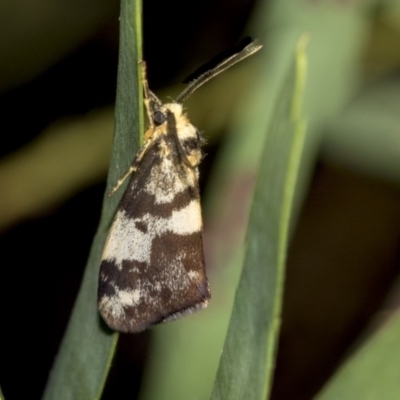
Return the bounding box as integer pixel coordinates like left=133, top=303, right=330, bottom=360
left=1, top=0, right=400, bottom=399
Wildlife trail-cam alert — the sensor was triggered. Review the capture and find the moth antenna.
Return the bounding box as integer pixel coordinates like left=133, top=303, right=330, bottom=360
left=175, top=40, right=262, bottom=104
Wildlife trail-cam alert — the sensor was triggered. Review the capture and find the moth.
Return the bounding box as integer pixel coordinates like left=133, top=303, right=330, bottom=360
left=98, top=40, right=262, bottom=333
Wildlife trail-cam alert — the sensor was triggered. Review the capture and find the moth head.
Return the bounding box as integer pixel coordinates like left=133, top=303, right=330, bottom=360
left=151, top=103, right=183, bottom=126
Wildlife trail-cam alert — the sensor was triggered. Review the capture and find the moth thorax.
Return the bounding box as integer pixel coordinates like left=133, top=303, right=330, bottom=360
left=163, top=102, right=183, bottom=118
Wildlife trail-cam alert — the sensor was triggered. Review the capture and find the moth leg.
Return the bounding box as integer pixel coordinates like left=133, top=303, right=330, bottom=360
left=140, top=61, right=154, bottom=130
left=107, top=137, right=152, bottom=197
left=108, top=62, right=161, bottom=198
left=108, top=167, right=136, bottom=197
left=140, top=60, right=162, bottom=130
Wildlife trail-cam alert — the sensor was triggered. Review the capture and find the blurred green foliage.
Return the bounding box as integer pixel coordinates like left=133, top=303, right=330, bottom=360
left=1, top=0, right=400, bottom=399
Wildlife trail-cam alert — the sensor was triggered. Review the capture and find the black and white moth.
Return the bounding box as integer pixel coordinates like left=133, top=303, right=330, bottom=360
left=98, top=40, right=262, bottom=333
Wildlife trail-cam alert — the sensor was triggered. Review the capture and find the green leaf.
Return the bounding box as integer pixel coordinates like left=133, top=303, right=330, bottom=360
left=138, top=1, right=371, bottom=399
left=210, top=35, right=308, bottom=400
left=315, top=310, right=400, bottom=400
left=42, top=0, right=142, bottom=399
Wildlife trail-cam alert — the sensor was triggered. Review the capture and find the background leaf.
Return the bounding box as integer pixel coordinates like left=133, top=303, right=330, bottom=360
left=316, top=308, right=400, bottom=400
left=137, top=1, right=373, bottom=399
left=42, top=0, right=142, bottom=398
left=210, top=34, right=308, bottom=400
left=2, top=0, right=400, bottom=399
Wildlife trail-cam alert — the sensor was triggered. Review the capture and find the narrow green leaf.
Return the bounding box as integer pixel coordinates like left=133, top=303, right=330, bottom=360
left=0, top=385, right=5, bottom=400
left=42, top=1, right=142, bottom=399
left=138, top=1, right=369, bottom=398
left=210, top=35, right=308, bottom=400
left=316, top=309, right=400, bottom=400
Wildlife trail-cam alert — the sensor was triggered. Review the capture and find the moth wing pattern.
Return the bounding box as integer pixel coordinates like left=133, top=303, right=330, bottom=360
left=97, top=40, right=262, bottom=333
left=98, top=107, right=210, bottom=333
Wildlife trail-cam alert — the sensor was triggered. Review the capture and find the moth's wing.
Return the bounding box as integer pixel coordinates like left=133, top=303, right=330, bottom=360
left=98, top=139, right=210, bottom=333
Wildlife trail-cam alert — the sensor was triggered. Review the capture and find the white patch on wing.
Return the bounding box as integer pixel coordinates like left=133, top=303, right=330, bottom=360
left=102, top=211, right=153, bottom=267
left=119, top=289, right=141, bottom=306
left=144, top=157, right=188, bottom=204
left=99, top=286, right=142, bottom=320
left=188, top=270, right=200, bottom=280
left=102, top=199, right=202, bottom=267
left=167, top=200, right=202, bottom=234
left=99, top=294, right=124, bottom=320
